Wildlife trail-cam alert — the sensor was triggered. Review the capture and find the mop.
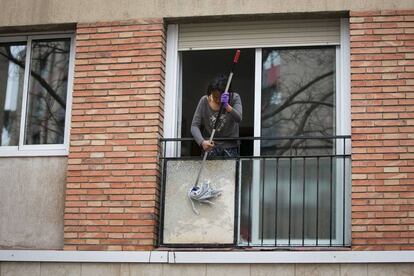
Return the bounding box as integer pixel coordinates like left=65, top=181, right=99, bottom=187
left=188, top=49, right=241, bottom=215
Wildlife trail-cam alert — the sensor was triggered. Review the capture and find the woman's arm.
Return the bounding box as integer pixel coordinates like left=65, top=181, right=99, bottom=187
left=226, top=93, right=242, bottom=123
left=191, top=96, right=206, bottom=146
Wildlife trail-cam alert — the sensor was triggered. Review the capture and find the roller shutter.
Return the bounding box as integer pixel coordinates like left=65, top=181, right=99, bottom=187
left=178, top=18, right=340, bottom=51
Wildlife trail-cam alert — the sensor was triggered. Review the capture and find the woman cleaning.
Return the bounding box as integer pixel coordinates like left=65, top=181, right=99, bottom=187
left=191, top=74, right=242, bottom=158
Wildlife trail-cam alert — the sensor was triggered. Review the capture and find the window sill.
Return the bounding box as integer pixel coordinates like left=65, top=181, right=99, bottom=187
left=1, top=250, right=414, bottom=263
left=0, top=148, right=68, bottom=157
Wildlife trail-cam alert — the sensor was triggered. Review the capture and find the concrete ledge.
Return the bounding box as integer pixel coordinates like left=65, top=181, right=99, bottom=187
left=0, top=251, right=167, bottom=263
left=169, top=251, right=414, bottom=263
left=1, top=250, right=414, bottom=263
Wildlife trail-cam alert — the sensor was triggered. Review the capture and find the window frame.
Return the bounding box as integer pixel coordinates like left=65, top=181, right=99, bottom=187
left=0, top=32, right=75, bottom=157
left=163, top=19, right=351, bottom=247
left=247, top=42, right=351, bottom=247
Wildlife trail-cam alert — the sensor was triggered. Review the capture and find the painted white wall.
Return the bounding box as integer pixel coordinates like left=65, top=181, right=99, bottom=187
left=0, top=0, right=413, bottom=27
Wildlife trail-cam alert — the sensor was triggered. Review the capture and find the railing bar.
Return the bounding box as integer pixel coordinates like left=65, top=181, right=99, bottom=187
left=302, top=157, right=306, bottom=246
left=236, top=244, right=350, bottom=248
left=237, top=245, right=350, bottom=248
left=158, top=139, right=167, bottom=245
left=163, top=139, right=166, bottom=159
left=288, top=157, right=292, bottom=246
left=158, top=137, right=352, bottom=248
left=160, top=135, right=352, bottom=142
left=316, top=156, right=319, bottom=246
left=261, top=158, right=265, bottom=246
left=248, top=160, right=252, bottom=246
left=329, top=156, right=333, bottom=247
left=238, top=154, right=353, bottom=158
left=158, top=158, right=168, bottom=246
left=234, top=158, right=240, bottom=245
left=160, top=154, right=351, bottom=160
left=343, top=137, right=346, bottom=246
left=274, top=158, right=279, bottom=247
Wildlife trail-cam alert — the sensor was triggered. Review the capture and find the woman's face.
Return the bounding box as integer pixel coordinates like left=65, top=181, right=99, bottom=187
left=211, top=90, right=221, bottom=104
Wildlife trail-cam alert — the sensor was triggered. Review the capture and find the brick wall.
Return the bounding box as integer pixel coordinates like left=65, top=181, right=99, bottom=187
left=64, top=19, right=165, bottom=250
left=62, top=11, right=414, bottom=251
left=350, top=10, right=414, bottom=250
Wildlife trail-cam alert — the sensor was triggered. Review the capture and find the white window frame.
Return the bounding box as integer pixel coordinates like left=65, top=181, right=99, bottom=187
left=164, top=25, right=181, bottom=158
left=164, top=19, right=351, bottom=246
left=0, top=33, right=75, bottom=157
left=248, top=19, right=351, bottom=247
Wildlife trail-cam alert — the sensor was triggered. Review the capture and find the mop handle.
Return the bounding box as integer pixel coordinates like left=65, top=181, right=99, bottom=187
left=212, top=49, right=240, bottom=131
left=194, top=50, right=240, bottom=187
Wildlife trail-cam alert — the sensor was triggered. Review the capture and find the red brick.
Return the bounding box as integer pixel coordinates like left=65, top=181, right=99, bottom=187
left=351, top=11, right=414, bottom=250
left=65, top=19, right=165, bottom=251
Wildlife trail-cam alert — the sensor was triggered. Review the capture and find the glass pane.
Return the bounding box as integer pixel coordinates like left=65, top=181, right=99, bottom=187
left=239, top=157, right=347, bottom=246
left=25, top=39, right=70, bottom=145
left=0, top=43, right=26, bottom=146
left=239, top=47, right=340, bottom=246
left=239, top=159, right=253, bottom=244
left=258, top=47, right=337, bottom=245
left=261, top=47, right=336, bottom=156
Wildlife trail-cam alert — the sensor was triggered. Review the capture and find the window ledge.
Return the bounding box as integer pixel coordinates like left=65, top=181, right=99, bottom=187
left=0, top=148, right=68, bottom=157
left=1, top=250, right=414, bottom=263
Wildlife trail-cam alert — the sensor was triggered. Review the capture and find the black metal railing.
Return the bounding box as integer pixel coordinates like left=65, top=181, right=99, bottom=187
left=159, top=135, right=351, bottom=248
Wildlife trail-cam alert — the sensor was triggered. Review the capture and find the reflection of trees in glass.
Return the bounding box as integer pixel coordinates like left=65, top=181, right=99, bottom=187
left=0, top=44, right=26, bottom=146
left=26, top=40, right=70, bottom=145
left=0, top=39, right=70, bottom=145
left=251, top=48, right=338, bottom=244
left=261, top=48, right=335, bottom=155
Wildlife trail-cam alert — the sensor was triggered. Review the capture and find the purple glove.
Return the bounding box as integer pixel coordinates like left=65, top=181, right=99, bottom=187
left=220, top=92, right=230, bottom=108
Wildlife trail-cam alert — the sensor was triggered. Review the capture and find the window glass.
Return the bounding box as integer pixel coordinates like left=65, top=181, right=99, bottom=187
left=25, top=39, right=70, bottom=145
left=261, top=47, right=336, bottom=156
left=0, top=43, right=26, bottom=146
left=239, top=47, right=339, bottom=245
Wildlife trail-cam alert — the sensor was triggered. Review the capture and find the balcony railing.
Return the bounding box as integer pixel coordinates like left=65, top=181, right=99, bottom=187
left=159, top=135, right=351, bottom=248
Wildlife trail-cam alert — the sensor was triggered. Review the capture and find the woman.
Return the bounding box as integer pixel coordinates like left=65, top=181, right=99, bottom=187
left=191, top=74, right=242, bottom=157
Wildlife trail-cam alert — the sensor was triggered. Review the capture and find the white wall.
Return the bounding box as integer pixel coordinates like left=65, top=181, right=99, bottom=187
left=0, top=0, right=413, bottom=27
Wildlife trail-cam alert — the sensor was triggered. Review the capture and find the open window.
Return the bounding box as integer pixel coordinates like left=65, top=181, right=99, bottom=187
left=180, top=49, right=255, bottom=156
left=162, top=18, right=351, bottom=247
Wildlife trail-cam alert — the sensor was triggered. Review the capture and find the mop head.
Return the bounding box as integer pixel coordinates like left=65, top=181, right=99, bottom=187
left=188, top=181, right=223, bottom=215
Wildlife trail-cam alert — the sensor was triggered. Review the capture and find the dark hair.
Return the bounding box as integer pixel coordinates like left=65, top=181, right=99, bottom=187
left=207, top=74, right=228, bottom=96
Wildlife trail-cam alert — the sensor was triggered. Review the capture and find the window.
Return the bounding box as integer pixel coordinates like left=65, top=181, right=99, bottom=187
left=180, top=49, right=255, bottom=156
left=162, top=19, right=351, bottom=247
left=238, top=47, right=350, bottom=246
left=0, top=34, right=74, bottom=156
left=260, top=47, right=335, bottom=155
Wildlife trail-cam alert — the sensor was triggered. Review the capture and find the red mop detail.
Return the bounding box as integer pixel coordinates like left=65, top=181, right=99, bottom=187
left=233, top=50, right=241, bottom=63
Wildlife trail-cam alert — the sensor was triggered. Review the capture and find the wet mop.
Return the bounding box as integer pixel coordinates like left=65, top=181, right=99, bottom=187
left=188, top=50, right=241, bottom=215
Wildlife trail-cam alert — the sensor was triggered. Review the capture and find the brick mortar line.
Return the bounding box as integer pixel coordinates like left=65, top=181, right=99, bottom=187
left=77, top=31, right=165, bottom=37
left=80, top=24, right=165, bottom=28
left=76, top=44, right=166, bottom=50
left=76, top=34, right=166, bottom=40
left=74, top=75, right=165, bottom=79
left=76, top=53, right=166, bottom=59
left=74, top=81, right=166, bottom=85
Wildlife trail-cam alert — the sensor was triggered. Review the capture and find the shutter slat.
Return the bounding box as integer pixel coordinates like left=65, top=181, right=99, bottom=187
left=178, top=19, right=340, bottom=50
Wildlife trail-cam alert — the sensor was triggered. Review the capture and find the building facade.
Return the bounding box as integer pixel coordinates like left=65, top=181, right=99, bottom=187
left=0, top=1, right=414, bottom=275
